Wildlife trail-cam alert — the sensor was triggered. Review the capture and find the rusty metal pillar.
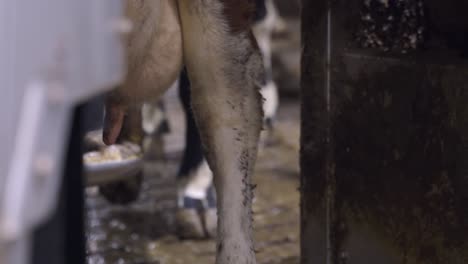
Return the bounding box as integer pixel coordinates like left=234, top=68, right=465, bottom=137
left=301, top=1, right=468, bottom=263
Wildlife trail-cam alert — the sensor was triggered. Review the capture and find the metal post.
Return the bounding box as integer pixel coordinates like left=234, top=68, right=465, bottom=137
left=302, top=0, right=468, bottom=263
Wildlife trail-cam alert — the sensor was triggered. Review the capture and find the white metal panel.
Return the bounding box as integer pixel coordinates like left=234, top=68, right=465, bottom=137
left=0, top=0, right=126, bottom=263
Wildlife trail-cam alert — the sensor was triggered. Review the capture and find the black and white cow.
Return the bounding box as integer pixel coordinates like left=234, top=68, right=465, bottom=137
left=103, top=1, right=266, bottom=263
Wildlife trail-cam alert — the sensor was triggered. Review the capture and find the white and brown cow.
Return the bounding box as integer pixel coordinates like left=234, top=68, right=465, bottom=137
left=103, top=1, right=263, bottom=263
left=172, top=0, right=286, bottom=240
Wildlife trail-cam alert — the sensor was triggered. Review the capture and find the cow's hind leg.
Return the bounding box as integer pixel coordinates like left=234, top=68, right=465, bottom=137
left=176, top=68, right=216, bottom=239
left=178, top=1, right=263, bottom=263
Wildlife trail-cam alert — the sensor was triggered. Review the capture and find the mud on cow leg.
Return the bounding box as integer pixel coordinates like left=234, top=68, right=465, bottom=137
left=178, top=1, right=264, bottom=263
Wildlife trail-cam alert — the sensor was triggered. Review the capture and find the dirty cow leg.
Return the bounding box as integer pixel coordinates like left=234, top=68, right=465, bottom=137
left=178, top=1, right=264, bottom=263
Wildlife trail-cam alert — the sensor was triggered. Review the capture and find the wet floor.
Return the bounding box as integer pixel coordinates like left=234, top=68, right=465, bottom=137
left=85, top=85, right=300, bottom=264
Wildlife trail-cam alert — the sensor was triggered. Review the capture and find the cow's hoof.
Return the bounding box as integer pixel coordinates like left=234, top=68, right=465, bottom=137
left=98, top=172, right=143, bottom=205
left=176, top=191, right=217, bottom=239
left=175, top=208, right=205, bottom=239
